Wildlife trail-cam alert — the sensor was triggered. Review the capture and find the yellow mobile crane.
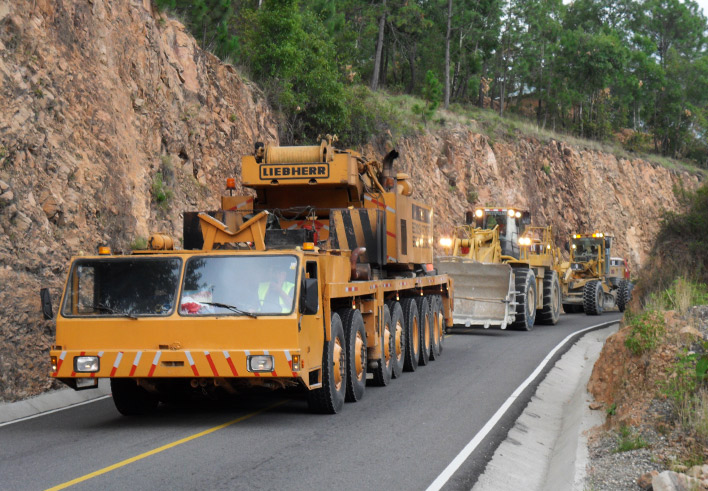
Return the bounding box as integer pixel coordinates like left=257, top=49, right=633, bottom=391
left=44, top=138, right=453, bottom=415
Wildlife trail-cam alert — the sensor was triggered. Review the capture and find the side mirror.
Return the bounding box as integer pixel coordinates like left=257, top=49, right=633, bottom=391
left=299, top=278, right=319, bottom=315
left=564, top=241, right=570, bottom=252
left=40, top=288, right=53, bottom=320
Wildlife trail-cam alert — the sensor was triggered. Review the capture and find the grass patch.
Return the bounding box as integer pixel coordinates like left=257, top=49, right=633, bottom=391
left=151, top=172, right=174, bottom=209
left=614, top=425, right=648, bottom=452
left=646, top=277, right=708, bottom=314
left=624, top=310, right=666, bottom=356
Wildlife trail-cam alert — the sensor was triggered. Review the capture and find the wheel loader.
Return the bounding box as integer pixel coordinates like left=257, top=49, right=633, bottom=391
left=560, top=232, right=631, bottom=315
left=518, top=225, right=562, bottom=325
left=434, top=207, right=538, bottom=331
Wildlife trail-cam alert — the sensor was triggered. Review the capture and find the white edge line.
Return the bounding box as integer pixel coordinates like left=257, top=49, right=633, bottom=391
left=0, top=395, right=111, bottom=428
left=426, top=321, right=618, bottom=491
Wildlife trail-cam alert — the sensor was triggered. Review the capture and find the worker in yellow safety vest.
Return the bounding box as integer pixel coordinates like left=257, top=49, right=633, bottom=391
left=258, top=268, right=295, bottom=313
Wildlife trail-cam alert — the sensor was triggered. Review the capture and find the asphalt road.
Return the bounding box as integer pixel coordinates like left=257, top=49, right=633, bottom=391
left=0, top=311, right=621, bottom=491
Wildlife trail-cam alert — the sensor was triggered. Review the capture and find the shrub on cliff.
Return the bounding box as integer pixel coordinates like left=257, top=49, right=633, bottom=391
left=638, top=183, right=708, bottom=300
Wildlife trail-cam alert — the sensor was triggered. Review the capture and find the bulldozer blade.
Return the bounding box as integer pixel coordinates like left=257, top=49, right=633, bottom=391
left=435, top=258, right=515, bottom=328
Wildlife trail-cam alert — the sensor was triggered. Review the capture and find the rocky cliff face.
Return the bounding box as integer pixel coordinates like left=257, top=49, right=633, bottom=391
left=0, top=0, right=701, bottom=402
left=0, top=0, right=276, bottom=400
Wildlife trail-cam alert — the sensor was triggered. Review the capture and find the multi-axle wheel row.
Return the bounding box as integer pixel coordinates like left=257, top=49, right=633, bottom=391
left=308, top=294, right=446, bottom=414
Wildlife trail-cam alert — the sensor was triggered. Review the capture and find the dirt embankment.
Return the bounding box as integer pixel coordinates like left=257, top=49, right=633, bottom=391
left=0, top=0, right=702, bottom=402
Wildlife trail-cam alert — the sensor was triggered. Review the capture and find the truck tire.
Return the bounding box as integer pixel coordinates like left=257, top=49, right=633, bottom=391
left=583, top=280, right=604, bottom=315
left=617, top=279, right=630, bottom=313
left=111, top=378, right=158, bottom=416
left=400, top=298, right=420, bottom=372
left=563, top=304, right=583, bottom=314
left=387, top=301, right=405, bottom=379
left=429, top=296, right=443, bottom=360
left=537, top=271, right=561, bottom=325
left=415, top=296, right=431, bottom=366
left=308, top=312, right=347, bottom=414
left=370, top=305, right=393, bottom=387
left=339, top=308, right=367, bottom=402
left=510, top=268, right=537, bottom=331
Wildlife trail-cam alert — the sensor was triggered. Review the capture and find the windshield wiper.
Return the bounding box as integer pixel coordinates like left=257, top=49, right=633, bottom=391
left=93, top=303, right=138, bottom=320
left=199, top=302, right=257, bottom=318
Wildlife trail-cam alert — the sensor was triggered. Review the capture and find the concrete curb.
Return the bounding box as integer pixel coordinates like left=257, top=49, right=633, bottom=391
left=0, top=379, right=111, bottom=426
left=472, top=323, right=618, bottom=491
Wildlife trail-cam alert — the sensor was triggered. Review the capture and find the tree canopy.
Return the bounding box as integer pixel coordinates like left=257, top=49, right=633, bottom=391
left=155, top=0, right=708, bottom=165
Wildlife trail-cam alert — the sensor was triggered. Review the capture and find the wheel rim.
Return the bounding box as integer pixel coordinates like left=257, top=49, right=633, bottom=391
left=395, top=320, right=403, bottom=361
left=383, top=324, right=391, bottom=365
left=333, top=337, right=344, bottom=391
left=355, top=331, right=365, bottom=381
left=433, top=312, right=440, bottom=344
left=424, top=316, right=431, bottom=350
left=527, top=282, right=536, bottom=315
left=412, top=317, right=419, bottom=355
left=552, top=281, right=560, bottom=314
left=596, top=284, right=602, bottom=307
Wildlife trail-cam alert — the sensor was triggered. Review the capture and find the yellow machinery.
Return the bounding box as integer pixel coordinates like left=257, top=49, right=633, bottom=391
left=518, top=226, right=562, bottom=325
left=561, top=232, right=630, bottom=315
left=46, top=138, right=453, bottom=415
left=435, top=207, right=539, bottom=331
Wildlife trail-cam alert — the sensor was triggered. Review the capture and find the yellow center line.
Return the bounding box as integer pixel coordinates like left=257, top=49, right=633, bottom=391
left=45, top=399, right=288, bottom=491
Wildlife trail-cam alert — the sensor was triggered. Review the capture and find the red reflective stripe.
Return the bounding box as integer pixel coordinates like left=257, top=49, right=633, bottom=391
left=387, top=231, right=397, bottom=238
left=110, top=352, right=123, bottom=377
left=205, top=352, right=219, bottom=377
left=224, top=351, right=239, bottom=376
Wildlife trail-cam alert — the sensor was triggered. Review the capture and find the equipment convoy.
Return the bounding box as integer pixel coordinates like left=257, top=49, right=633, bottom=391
left=43, top=137, right=633, bottom=416
left=46, top=139, right=453, bottom=415
left=560, top=232, right=632, bottom=315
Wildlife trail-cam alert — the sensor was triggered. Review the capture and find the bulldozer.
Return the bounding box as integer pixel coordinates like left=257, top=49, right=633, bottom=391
left=434, top=207, right=538, bottom=331
left=561, top=232, right=631, bottom=315
left=518, top=225, right=562, bottom=325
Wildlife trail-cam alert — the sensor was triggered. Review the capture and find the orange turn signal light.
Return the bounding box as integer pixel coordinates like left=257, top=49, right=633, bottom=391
left=302, top=242, right=315, bottom=251
left=98, top=246, right=111, bottom=255
left=226, top=178, right=236, bottom=190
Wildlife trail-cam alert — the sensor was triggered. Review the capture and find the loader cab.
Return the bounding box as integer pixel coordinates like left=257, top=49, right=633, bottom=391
left=473, top=208, right=530, bottom=259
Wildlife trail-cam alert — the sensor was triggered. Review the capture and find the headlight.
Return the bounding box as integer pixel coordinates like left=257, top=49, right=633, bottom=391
left=475, top=209, right=483, bottom=218
left=248, top=355, right=274, bottom=372
left=515, top=212, right=521, bottom=218
left=507, top=209, right=515, bottom=217
left=439, top=237, right=453, bottom=248
left=571, top=244, right=577, bottom=249
left=519, top=237, right=531, bottom=246
left=74, top=356, right=99, bottom=373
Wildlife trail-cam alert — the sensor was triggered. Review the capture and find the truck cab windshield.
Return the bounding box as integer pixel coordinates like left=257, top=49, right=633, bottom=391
left=61, top=257, right=182, bottom=317
left=180, top=255, right=298, bottom=316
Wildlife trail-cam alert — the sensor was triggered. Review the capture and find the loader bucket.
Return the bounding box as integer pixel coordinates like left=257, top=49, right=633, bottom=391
left=435, top=258, right=516, bottom=329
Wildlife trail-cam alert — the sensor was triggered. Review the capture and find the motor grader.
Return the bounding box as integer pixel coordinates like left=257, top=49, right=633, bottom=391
left=45, top=138, right=453, bottom=416
left=561, top=232, right=631, bottom=315
left=518, top=225, right=562, bottom=325
left=434, top=207, right=539, bottom=331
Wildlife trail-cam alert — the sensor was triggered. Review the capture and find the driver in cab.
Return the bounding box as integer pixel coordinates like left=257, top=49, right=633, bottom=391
left=258, top=267, right=295, bottom=313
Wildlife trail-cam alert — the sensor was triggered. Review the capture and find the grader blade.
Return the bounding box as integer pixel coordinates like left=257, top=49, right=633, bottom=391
left=435, top=258, right=516, bottom=329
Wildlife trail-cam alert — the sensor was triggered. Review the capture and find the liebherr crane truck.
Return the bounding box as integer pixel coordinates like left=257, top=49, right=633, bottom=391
left=44, top=138, right=453, bottom=415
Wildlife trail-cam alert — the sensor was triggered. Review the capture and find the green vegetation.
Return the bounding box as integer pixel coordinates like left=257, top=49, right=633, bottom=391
left=151, top=172, right=174, bottom=209
left=624, top=309, right=665, bottom=356
left=639, top=183, right=708, bottom=298
left=130, top=237, right=148, bottom=250
left=154, top=0, right=708, bottom=167
left=614, top=425, right=648, bottom=453
left=606, top=403, right=616, bottom=416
